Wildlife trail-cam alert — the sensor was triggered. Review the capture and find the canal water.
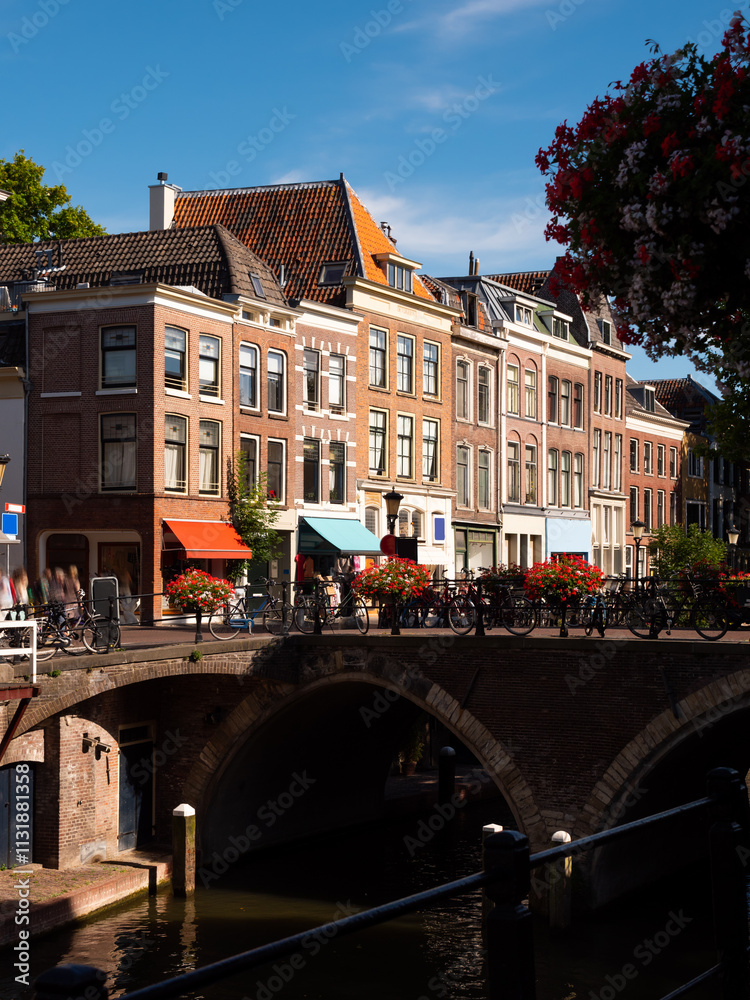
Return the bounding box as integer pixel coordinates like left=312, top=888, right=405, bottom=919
left=2, top=799, right=720, bottom=1000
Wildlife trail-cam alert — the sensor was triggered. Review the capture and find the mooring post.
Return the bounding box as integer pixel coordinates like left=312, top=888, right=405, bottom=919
left=707, top=767, right=750, bottom=998
left=483, top=829, right=537, bottom=1000
left=548, top=830, right=572, bottom=930
left=34, top=965, right=108, bottom=1000
left=481, top=822, right=504, bottom=939
left=438, top=746, right=456, bottom=806
left=172, top=803, right=196, bottom=898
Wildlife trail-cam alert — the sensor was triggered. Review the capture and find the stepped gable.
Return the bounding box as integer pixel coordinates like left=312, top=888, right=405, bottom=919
left=173, top=177, right=438, bottom=306
left=0, top=225, right=286, bottom=304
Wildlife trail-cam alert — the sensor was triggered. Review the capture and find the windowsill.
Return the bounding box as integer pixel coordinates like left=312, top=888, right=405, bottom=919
left=200, top=396, right=225, bottom=405
left=328, top=413, right=350, bottom=421
left=368, top=385, right=390, bottom=393
left=423, top=393, right=441, bottom=402
left=100, top=488, right=137, bottom=494
left=40, top=391, right=82, bottom=398
left=97, top=388, right=137, bottom=395
left=240, top=405, right=261, bottom=413
left=198, top=492, right=222, bottom=497
left=165, top=488, right=187, bottom=494
left=166, top=387, right=191, bottom=399
left=396, top=390, right=416, bottom=398
left=268, top=412, right=288, bottom=419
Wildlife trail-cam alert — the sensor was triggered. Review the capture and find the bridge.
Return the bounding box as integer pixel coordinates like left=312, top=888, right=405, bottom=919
left=2, top=630, right=750, bottom=909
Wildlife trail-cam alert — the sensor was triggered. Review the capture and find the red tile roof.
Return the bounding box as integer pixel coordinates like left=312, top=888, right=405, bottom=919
left=485, top=270, right=551, bottom=295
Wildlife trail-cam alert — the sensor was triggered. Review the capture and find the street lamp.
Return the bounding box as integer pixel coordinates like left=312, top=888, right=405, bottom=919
left=631, top=520, right=646, bottom=592
left=728, top=524, right=740, bottom=573
left=0, top=454, right=10, bottom=492
left=384, top=487, right=404, bottom=536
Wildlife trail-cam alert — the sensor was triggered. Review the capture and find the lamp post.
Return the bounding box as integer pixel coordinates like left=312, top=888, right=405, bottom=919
left=631, top=520, right=645, bottom=593
left=384, top=487, right=404, bottom=536
left=728, top=524, right=740, bottom=574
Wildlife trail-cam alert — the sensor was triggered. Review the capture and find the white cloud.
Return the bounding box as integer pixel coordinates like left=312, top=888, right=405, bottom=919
left=397, top=0, right=551, bottom=40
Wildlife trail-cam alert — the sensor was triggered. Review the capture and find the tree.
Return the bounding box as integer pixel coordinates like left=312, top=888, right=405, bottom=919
left=0, top=150, right=106, bottom=244
left=226, top=452, right=282, bottom=576
left=536, top=13, right=750, bottom=382
left=647, top=523, right=727, bottom=580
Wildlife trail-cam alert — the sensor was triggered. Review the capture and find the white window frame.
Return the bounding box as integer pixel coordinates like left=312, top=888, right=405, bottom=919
left=267, top=437, right=286, bottom=503
left=524, top=369, right=537, bottom=419
left=198, top=419, right=221, bottom=496
left=239, top=341, right=259, bottom=410
left=369, top=327, right=388, bottom=388
left=478, top=449, right=492, bottom=510
left=397, top=334, right=415, bottom=395
left=329, top=353, right=346, bottom=414
left=267, top=349, right=286, bottom=415
left=422, top=418, right=439, bottom=483
left=369, top=409, right=388, bottom=478
left=457, top=445, right=471, bottom=507
left=423, top=341, right=440, bottom=397
left=165, top=414, right=187, bottom=493
left=456, top=359, right=470, bottom=420
left=397, top=413, right=414, bottom=479
left=303, top=348, right=321, bottom=412
left=198, top=334, right=221, bottom=399
left=507, top=364, right=520, bottom=416
left=478, top=366, right=492, bottom=425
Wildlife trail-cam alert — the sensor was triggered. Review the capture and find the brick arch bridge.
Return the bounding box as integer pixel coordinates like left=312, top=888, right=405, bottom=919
left=3, top=633, right=750, bottom=908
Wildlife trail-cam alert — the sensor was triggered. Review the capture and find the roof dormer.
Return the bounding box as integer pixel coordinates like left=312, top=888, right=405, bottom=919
left=373, top=250, right=421, bottom=294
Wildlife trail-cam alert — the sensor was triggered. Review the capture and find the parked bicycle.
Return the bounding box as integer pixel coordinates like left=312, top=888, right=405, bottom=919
left=12, top=592, right=121, bottom=659
left=294, top=576, right=369, bottom=634
left=208, top=578, right=294, bottom=638
left=625, top=574, right=727, bottom=640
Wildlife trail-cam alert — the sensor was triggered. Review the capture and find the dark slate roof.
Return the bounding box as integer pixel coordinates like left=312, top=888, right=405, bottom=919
left=625, top=373, right=683, bottom=423
left=172, top=177, right=437, bottom=307
left=0, top=225, right=287, bottom=306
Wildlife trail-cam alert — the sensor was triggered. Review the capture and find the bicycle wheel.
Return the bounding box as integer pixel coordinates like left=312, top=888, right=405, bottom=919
left=401, top=600, right=425, bottom=629
left=422, top=600, right=447, bottom=628
left=209, top=602, right=243, bottom=640
left=691, top=598, right=728, bottom=641
left=448, top=595, right=476, bottom=635
left=82, top=617, right=121, bottom=654
left=263, top=601, right=294, bottom=636
left=28, top=619, right=59, bottom=660
left=501, top=597, right=538, bottom=636
left=626, top=600, right=666, bottom=639
left=351, top=597, right=369, bottom=634
left=294, top=596, right=321, bottom=634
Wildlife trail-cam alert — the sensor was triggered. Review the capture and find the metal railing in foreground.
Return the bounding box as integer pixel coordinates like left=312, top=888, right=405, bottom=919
left=33, top=768, right=749, bottom=1000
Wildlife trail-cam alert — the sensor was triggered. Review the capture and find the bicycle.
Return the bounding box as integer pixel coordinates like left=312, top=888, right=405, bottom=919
left=580, top=589, right=607, bottom=637
left=625, top=575, right=727, bottom=640
left=294, top=576, right=369, bottom=635
left=208, top=579, right=294, bottom=638
left=16, top=593, right=121, bottom=658
left=446, top=571, right=537, bottom=636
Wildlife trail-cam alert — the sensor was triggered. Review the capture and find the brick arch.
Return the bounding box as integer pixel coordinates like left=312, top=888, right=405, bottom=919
left=575, top=669, right=750, bottom=840
left=183, top=665, right=548, bottom=847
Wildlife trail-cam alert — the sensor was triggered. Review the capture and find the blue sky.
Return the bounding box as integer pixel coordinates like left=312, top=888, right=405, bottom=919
left=2, top=0, right=740, bottom=392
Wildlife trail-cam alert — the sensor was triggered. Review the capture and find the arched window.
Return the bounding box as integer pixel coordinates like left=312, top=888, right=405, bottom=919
left=365, top=506, right=380, bottom=536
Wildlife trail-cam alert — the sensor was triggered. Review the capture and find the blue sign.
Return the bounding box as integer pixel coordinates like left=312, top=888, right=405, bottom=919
left=1, top=513, right=18, bottom=536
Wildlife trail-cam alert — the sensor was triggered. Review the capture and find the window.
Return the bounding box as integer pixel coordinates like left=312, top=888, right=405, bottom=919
left=250, top=274, right=266, bottom=298
left=303, top=438, right=320, bottom=502
left=303, top=349, right=320, bottom=411
left=101, top=326, right=136, bottom=388
left=657, top=490, right=666, bottom=527
left=548, top=376, right=558, bottom=423
left=164, top=415, right=186, bottom=492
left=688, top=449, right=703, bottom=477
left=598, top=318, right=612, bottom=345
left=686, top=500, right=707, bottom=529
left=267, top=439, right=284, bottom=502
left=198, top=420, right=220, bottom=495
left=592, top=429, right=601, bottom=488
left=525, top=370, right=536, bottom=419
left=329, top=354, right=345, bottom=413
left=602, top=432, right=611, bottom=490
left=478, top=368, right=491, bottom=424
left=387, top=262, right=413, bottom=292
left=478, top=451, right=491, bottom=509
left=267, top=350, right=285, bottom=413
left=423, top=419, right=439, bottom=481
left=560, top=380, right=571, bottom=426
left=574, top=454, right=584, bottom=508
left=369, top=327, right=387, bottom=387
left=397, top=335, right=414, bottom=393
left=397, top=415, right=414, bottom=477
left=423, top=342, right=439, bottom=396
left=670, top=491, right=678, bottom=526
left=643, top=488, right=652, bottom=529
left=240, top=436, right=257, bottom=488
left=318, top=261, right=348, bottom=285
left=604, top=375, right=613, bottom=416
left=644, top=441, right=653, bottom=475
left=553, top=318, right=569, bottom=340
left=507, top=364, right=519, bottom=415
left=457, top=446, right=470, bottom=506
left=198, top=334, right=220, bottom=397
left=657, top=444, right=666, bottom=477
left=456, top=360, right=469, bottom=419
left=101, top=414, right=136, bottom=490
left=643, top=387, right=655, bottom=411
left=594, top=372, right=602, bottom=413
left=507, top=442, right=520, bottom=503
left=614, top=435, right=622, bottom=491
left=615, top=378, right=623, bottom=419
left=365, top=506, right=379, bottom=536
left=329, top=441, right=345, bottom=504
left=369, top=411, right=387, bottom=476
left=239, top=343, right=258, bottom=408
left=165, top=326, right=186, bottom=391
left=630, top=438, right=639, bottom=473
left=670, top=447, right=678, bottom=478
left=548, top=449, right=558, bottom=506
left=525, top=445, right=537, bottom=504
left=515, top=304, right=532, bottom=326
left=573, top=383, right=584, bottom=428
left=630, top=487, right=638, bottom=523
left=561, top=451, right=571, bottom=507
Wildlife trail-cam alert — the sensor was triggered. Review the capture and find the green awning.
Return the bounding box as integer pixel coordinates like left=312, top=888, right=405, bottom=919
left=299, top=517, right=382, bottom=556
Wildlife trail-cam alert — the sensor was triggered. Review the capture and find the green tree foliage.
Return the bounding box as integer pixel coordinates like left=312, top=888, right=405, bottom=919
left=647, top=523, right=727, bottom=579
left=0, top=150, right=106, bottom=244
left=226, top=452, right=282, bottom=575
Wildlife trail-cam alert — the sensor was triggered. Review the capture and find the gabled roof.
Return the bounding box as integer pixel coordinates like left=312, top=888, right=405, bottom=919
left=0, top=225, right=287, bottom=306
left=485, top=270, right=550, bottom=295
left=651, top=376, right=719, bottom=433
left=172, top=177, right=437, bottom=306
left=625, top=374, right=686, bottom=424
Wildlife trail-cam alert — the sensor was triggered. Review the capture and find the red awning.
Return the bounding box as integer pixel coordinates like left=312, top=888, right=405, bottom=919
left=163, top=520, right=252, bottom=560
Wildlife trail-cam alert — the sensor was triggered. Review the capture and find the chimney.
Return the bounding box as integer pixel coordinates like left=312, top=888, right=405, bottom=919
left=468, top=251, right=474, bottom=275
left=474, top=257, right=479, bottom=275
left=149, top=172, right=182, bottom=230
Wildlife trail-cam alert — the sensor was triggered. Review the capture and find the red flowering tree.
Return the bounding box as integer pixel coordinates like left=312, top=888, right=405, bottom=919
left=524, top=555, right=605, bottom=603
left=537, top=13, right=750, bottom=391
left=351, top=558, right=432, bottom=603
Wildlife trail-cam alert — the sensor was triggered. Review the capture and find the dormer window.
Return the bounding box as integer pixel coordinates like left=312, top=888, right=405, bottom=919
left=515, top=304, right=533, bottom=326
left=388, top=263, right=412, bottom=293
left=553, top=318, right=569, bottom=340
left=249, top=274, right=266, bottom=298
left=319, top=262, right=348, bottom=286
left=597, top=318, right=612, bottom=345
left=461, top=291, right=478, bottom=327
left=644, top=387, right=655, bottom=412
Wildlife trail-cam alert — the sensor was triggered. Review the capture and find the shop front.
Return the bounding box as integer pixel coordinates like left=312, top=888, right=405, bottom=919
left=296, top=517, right=383, bottom=581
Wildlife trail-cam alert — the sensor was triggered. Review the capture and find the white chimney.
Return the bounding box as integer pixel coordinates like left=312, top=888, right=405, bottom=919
left=149, top=173, right=182, bottom=230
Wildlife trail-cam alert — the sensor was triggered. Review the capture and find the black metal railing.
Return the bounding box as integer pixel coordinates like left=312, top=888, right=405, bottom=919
left=32, top=767, right=750, bottom=1000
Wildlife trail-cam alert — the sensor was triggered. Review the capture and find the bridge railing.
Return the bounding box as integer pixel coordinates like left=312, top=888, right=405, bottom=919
left=32, top=767, right=750, bottom=1000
